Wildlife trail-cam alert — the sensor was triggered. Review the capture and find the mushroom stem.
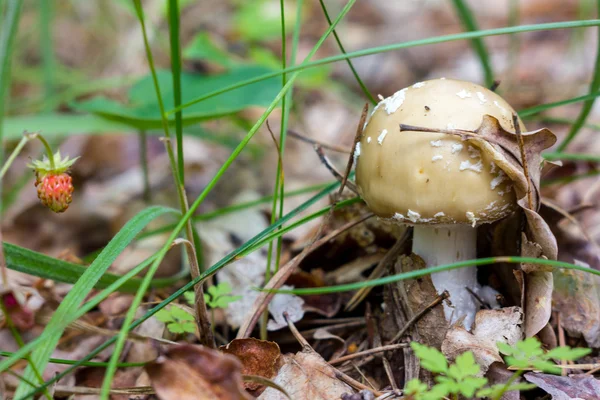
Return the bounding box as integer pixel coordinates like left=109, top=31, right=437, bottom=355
left=412, top=224, right=479, bottom=329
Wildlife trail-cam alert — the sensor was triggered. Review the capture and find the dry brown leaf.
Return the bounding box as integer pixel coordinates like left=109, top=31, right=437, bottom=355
left=554, top=260, right=600, bottom=348
left=524, top=271, right=553, bottom=338
left=442, top=307, right=523, bottom=374
left=257, top=349, right=352, bottom=400
left=145, top=344, right=251, bottom=400
left=524, top=373, right=600, bottom=400
left=221, top=338, right=282, bottom=396
left=394, top=254, right=449, bottom=349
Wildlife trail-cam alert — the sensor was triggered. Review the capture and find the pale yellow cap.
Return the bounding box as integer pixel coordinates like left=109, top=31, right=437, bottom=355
left=355, top=78, right=521, bottom=226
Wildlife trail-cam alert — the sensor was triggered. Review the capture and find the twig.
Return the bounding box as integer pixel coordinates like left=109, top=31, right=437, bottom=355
left=288, top=129, right=350, bottom=153
left=314, top=145, right=359, bottom=194
left=236, top=212, right=374, bottom=338
left=513, top=113, right=533, bottom=210
left=339, top=103, right=368, bottom=197
left=465, top=287, right=491, bottom=309
left=329, top=343, right=408, bottom=365
left=335, top=368, right=383, bottom=396
left=388, top=291, right=448, bottom=344
left=557, top=312, right=568, bottom=376
left=284, top=311, right=311, bottom=349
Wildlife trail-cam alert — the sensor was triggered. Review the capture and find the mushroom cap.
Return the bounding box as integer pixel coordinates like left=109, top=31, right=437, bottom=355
left=355, top=78, right=523, bottom=226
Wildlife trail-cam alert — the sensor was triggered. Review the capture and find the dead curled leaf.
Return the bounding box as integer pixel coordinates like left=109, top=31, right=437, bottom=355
left=467, top=116, right=557, bottom=337
left=524, top=373, right=600, bottom=400
left=257, top=348, right=353, bottom=400
left=221, top=338, right=282, bottom=395
left=442, top=307, right=523, bottom=374
left=145, top=344, right=251, bottom=400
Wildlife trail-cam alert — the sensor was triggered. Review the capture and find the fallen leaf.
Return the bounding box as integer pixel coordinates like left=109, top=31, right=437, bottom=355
left=553, top=260, right=600, bottom=348
left=145, top=344, right=251, bottom=400
left=524, top=373, right=600, bottom=400
left=442, top=307, right=523, bottom=374
left=266, top=285, right=305, bottom=331
left=221, top=338, right=282, bottom=396
left=257, top=348, right=353, bottom=399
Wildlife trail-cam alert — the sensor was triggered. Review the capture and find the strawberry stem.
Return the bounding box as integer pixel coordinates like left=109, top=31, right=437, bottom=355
left=35, top=134, right=55, bottom=170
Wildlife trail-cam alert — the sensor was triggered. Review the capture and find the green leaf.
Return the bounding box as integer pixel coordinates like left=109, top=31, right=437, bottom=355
left=477, top=382, right=536, bottom=398
left=532, top=359, right=562, bottom=374
left=170, top=306, right=195, bottom=321
left=411, top=342, right=448, bottom=374
left=167, top=322, right=185, bottom=334
left=545, top=346, right=592, bottom=361
left=404, top=378, right=428, bottom=396
left=213, top=281, right=233, bottom=296
left=180, top=321, right=196, bottom=333
left=213, top=295, right=242, bottom=309
left=3, top=240, right=187, bottom=293
left=425, top=382, right=451, bottom=400
left=183, top=32, right=239, bottom=67
left=13, top=206, right=175, bottom=397
left=183, top=291, right=195, bottom=305
left=457, top=376, right=487, bottom=398
left=447, top=352, right=480, bottom=380
left=71, top=67, right=281, bottom=130
left=155, top=308, right=175, bottom=323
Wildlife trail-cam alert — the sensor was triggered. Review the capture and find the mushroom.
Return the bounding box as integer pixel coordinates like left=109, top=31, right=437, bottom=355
left=355, top=78, right=524, bottom=329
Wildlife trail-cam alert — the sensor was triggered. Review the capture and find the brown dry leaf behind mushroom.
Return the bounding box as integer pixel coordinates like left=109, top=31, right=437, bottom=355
left=447, top=114, right=558, bottom=337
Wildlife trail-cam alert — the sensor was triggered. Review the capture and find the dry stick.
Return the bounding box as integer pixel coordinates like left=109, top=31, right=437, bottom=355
left=512, top=113, right=533, bottom=210
left=314, top=145, right=359, bottom=194
left=288, top=129, right=350, bottom=153
left=236, top=213, right=374, bottom=338
left=329, top=343, right=408, bottom=365
left=349, top=363, right=377, bottom=391
left=335, top=366, right=382, bottom=396
left=340, top=103, right=369, bottom=197
left=388, top=291, right=448, bottom=344
left=465, top=286, right=491, bottom=309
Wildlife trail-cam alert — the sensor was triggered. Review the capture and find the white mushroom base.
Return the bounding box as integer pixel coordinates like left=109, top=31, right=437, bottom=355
left=412, top=224, right=481, bottom=330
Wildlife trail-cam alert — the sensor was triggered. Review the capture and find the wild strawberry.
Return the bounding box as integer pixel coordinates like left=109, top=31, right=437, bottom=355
left=28, top=151, right=79, bottom=213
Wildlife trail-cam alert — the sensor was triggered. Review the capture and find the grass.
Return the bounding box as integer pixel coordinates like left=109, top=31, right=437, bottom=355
left=2, top=1, right=600, bottom=398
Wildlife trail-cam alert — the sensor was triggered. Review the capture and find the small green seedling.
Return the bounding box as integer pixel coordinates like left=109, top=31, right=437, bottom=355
left=185, top=282, right=242, bottom=309
left=404, top=338, right=591, bottom=400
left=155, top=306, right=196, bottom=334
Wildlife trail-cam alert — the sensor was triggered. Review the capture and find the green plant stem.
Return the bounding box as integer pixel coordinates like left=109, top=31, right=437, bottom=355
left=493, top=370, right=524, bottom=400
left=167, top=20, right=600, bottom=116
left=267, top=256, right=600, bottom=296
left=451, top=0, right=494, bottom=87
left=541, top=170, right=600, bottom=186
left=34, top=134, right=55, bottom=169
left=0, top=134, right=29, bottom=179
left=138, top=130, right=151, bottom=202
left=0, top=298, right=52, bottom=400
left=131, top=0, right=211, bottom=346
left=0, top=0, right=23, bottom=143
left=318, top=0, right=376, bottom=104
left=556, top=0, right=600, bottom=151
left=542, top=152, right=600, bottom=162
left=519, top=90, right=600, bottom=117
left=167, top=0, right=184, bottom=183
left=40, top=0, right=54, bottom=112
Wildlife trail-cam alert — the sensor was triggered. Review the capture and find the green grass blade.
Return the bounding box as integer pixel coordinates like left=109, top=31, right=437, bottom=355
left=519, top=91, right=600, bottom=117
left=168, top=0, right=184, bottom=182
left=19, top=179, right=344, bottom=399
left=3, top=242, right=188, bottom=292
left=0, top=0, right=24, bottom=141
left=12, top=206, right=177, bottom=397
left=0, top=351, right=145, bottom=368
left=318, top=0, right=375, bottom=104
left=169, top=19, right=600, bottom=115
left=39, top=0, right=55, bottom=112
left=542, top=152, right=600, bottom=162
left=267, top=256, right=600, bottom=295
left=555, top=0, right=600, bottom=151
left=451, top=0, right=494, bottom=87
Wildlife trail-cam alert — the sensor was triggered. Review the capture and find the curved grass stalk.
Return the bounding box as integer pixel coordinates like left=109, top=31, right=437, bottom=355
left=451, top=0, right=494, bottom=87
left=168, top=19, right=600, bottom=116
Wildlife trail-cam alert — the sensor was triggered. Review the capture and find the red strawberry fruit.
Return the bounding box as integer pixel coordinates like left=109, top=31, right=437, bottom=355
left=29, top=151, right=78, bottom=213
